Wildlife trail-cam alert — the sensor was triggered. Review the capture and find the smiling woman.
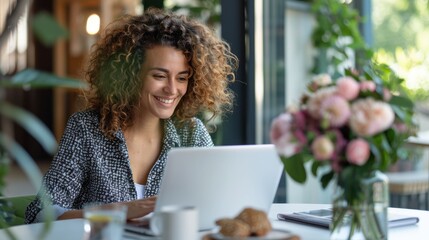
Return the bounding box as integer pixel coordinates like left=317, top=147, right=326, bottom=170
left=25, top=8, right=238, bottom=224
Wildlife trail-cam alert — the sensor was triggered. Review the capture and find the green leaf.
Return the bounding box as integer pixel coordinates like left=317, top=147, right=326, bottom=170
left=380, top=149, right=390, bottom=170
left=0, top=134, right=53, bottom=238
left=391, top=105, right=408, bottom=122
left=320, top=171, right=334, bottom=189
left=0, top=157, right=9, bottom=195
left=389, top=95, right=414, bottom=109
left=0, top=133, right=44, bottom=190
left=281, top=154, right=307, bottom=184
left=311, top=161, right=320, bottom=177
left=1, top=69, right=87, bottom=89
left=369, top=142, right=381, bottom=162
left=380, top=133, right=392, bottom=154
left=385, top=128, right=396, bottom=144
left=32, top=11, right=68, bottom=46
left=0, top=102, right=57, bottom=154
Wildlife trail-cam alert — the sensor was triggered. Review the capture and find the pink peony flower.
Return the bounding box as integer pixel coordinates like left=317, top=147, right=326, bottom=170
left=332, top=129, right=347, bottom=154
left=393, top=122, right=407, bottom=133
left=360, top=81, right=376, bottom=92
left=307, top=86, right=337, bottom=119
left=292, top=110, right=307, bottom=130
left=286, top=104, right=299, bottom=113
left=320, top=95, right=351, bottom=127
left=313, top=73, right=332, bottom=86
left=383, top=88, right=392, bottom=101
left=293, top=129, right=308, bottom=146
left=331, top=159, right=342, bottom=173
left=336, top=77, right=360, bottom=100
left=349, top=98, right=395, bottom=136
left=330, top=155, right=342, bottom=173
left=270, top=113, right=298, bottom=157
left=311, top=135, right=334, bottom=161
left=346, top=138, right=370, bottom=165
left=350, top=68, right=360, bottom=76
left=309, top=74, right=332, bottom=91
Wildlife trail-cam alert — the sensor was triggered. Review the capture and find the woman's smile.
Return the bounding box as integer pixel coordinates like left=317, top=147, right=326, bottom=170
left=154, top=96, right=175, bottom=105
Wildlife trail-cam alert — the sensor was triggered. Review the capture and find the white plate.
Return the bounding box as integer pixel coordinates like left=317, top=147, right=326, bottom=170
left=209, top=229, right=299, bottom=240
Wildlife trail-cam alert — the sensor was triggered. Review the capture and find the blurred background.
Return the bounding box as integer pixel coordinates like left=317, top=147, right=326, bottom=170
left=1, top=0, right=429, bottom=209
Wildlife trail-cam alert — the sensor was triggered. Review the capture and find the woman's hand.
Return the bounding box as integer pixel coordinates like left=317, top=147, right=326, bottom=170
left=58, top=196, right=157, bottom=221
left=121, top=195, right=157, bottom=220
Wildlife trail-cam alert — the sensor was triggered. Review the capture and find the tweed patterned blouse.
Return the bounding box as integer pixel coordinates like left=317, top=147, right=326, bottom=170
left=25, top=110, right=213, bottom=223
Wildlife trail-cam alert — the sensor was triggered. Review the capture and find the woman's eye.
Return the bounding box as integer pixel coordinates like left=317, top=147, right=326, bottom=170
left=154, top=75, right=166, bottom=79
left=178, top=76, right=189, bottom=82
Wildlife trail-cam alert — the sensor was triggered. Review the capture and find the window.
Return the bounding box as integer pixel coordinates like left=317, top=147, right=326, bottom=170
left=372, top=0, right=429, bottom=130
left=0, top=0, right=28, bottom=75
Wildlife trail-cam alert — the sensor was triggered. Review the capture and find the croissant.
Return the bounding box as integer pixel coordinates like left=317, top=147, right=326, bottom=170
left=215, top=218, right=251, bottom=237
left=215, top=207, right=272, bottom=237
left=235, top=207, right=272, bottom=236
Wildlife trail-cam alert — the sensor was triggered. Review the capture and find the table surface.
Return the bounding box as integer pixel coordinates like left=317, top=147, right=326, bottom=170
left=1, top=203, right=428, bottom=240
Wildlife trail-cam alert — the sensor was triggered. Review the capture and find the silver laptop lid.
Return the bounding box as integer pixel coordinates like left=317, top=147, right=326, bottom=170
left=154, top=144, right=284, bottom=230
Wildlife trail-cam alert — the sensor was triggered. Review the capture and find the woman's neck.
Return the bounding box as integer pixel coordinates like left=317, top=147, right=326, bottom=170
left=125, top=114, right=163, bottom=141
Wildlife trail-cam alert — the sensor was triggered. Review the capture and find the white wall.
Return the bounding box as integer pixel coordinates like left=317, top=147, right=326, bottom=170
left=284, top=4, right=334, bottom=204
left=284, top=7, right=314, bottom=107
left=416, top=113, right=429, bottom=132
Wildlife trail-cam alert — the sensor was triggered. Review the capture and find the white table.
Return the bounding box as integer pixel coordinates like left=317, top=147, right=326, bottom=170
left=269, top=204, right=429, bottom=240
left=1, top=204, right=428, bottom=240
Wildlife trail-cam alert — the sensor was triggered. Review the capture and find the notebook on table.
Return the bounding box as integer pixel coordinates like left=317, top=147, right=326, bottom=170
left=125, top=144, right=284, bottom=235
left=277, top=208, right=419, bottom=228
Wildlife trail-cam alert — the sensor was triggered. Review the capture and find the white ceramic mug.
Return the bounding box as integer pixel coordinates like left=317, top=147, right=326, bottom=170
left=150, top=205, right=198, bottom=240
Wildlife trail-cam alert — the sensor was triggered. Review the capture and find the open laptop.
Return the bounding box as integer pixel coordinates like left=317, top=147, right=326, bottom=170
left=125, top=144, right=284, bottom=235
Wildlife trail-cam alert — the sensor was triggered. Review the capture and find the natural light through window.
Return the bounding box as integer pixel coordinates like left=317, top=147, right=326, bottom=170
left=373, top=0, right=429, bottom=99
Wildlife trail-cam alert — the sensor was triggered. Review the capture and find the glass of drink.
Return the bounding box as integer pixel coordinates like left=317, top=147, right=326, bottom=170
left=83, top=203, right=127, bottom=240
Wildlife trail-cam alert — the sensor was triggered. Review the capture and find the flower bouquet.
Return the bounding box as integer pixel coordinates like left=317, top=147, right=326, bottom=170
left=270, top=64, right=416, bottom=240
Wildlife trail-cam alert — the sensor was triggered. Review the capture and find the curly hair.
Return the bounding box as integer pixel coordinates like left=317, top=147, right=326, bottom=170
left=84, top=8, right=238, bottom=138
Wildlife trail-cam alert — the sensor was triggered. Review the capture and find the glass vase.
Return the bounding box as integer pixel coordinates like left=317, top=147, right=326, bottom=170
left=330, top=170, right=389, bottom=240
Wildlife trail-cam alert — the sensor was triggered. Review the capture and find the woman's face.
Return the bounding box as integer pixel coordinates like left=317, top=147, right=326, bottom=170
left=139, top=45, right=190, bottom=120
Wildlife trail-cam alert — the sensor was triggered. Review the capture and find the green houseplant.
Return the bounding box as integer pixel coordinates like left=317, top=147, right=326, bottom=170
left=310, top=0, right=373, bottom=76
left=0, top=0, right=86, bottom=239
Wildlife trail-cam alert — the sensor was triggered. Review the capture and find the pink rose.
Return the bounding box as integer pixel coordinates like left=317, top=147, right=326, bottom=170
left=346, top=138, right=370, bottom=165
left=311, top=135, right=334, bottom=161
left=336, top=77, right=360, bottom=100
left=349, top=98, right=395, bottom=136
left=320, top=95, right=351, bottom=127
left=360, top=81, right=376, bottom=92
left=270, top=113, right=298, bottom=157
